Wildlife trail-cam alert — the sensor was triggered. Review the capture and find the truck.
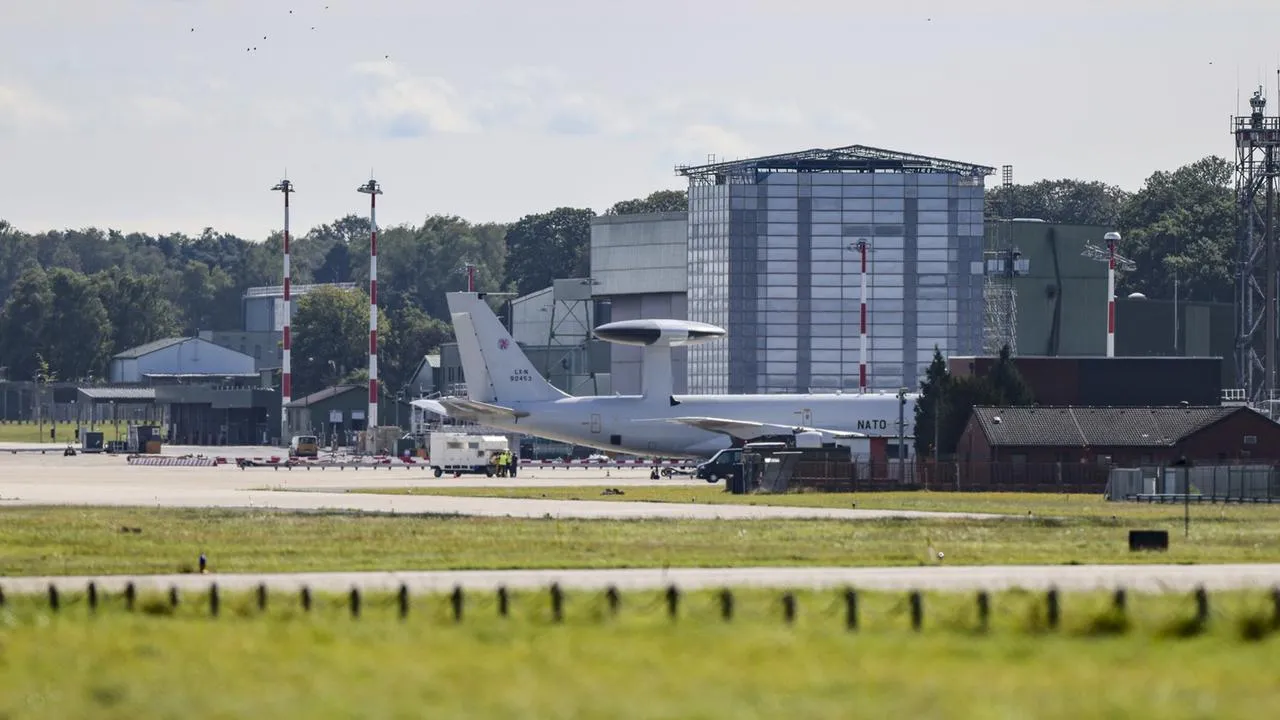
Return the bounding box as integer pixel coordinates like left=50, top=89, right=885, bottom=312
left=428, top=432, right=510, bottom=478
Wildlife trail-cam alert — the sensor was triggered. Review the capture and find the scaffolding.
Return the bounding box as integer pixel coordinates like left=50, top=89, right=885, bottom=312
left=1233, top=85, right=1280, bottom=404
left=982, top=166, right=1029, bottom=355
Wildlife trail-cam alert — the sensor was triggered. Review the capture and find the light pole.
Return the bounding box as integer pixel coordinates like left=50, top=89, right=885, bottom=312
left=848, top=239, right=871, bottom=393
left=1081, top=231, right=1135, bottom=358
left=897, top=386, right=908, bottom=478
left=272, top=177, right=295, bottom=446
left=357, top=178, right=382, bottom=437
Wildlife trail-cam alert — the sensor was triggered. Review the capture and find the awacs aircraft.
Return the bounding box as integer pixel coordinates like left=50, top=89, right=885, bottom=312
left=411, top=292, right=918, bottom=459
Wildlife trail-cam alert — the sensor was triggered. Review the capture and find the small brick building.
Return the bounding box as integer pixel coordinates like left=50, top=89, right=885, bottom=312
left=953, top=405, right=1280, bottom=491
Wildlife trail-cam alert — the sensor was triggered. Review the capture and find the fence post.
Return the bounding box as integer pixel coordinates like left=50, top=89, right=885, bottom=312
left=497, top=586, right=510, bottom=618
left=398, top=585, right=409, bottom=620
left=209, top=584, right=220, bottom=617
left=550, top=584, right=563, bottom=623
left=1194, top=586, right=1209, bottom=627
left=301, top=586, right=312, bottom=613
left=169, top=586, right=180, bottom=609
left=909, top=590, right=922, bottom=631
left=604, top=586, right=619, bottom=617
left=665, top=585, right=680, bottom=621
left=976, top=591, right=989, bottom=632
left=349, top=587, right=361, bottom=619
left=1046, top=588, right=1060, bottom=630
left=719, top=589, right=734, bottom=621
left=48, top=584, right=59, bottom=612
left=782, top=592, right=796, bottom=625
left=845, top=589, right=859, bottom=631
left=87, top=582, right=98, bottom=613
left=450, top=585, right=464, bottom=623
left=125, top=583, right=135, bottom=612
left=256, top=583, right=268, bottom=612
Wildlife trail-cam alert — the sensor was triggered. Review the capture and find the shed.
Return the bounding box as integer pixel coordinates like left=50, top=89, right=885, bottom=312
left=408, top=354, right=441, bottom=396
left=110, top=337, right=257, bottom=384
left=956, top=405, right=1280, bottom=490
left=285, top=384, right=413, bottom=442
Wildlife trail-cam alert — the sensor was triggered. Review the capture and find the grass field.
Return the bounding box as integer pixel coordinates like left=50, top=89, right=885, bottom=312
left=3, top=502, right=1280, bottom=576
left=0, top=422, right=128, bottom=444
left=1, top=587, right=1278, bottom=718
left=352, top=485, right=1280, bottom=518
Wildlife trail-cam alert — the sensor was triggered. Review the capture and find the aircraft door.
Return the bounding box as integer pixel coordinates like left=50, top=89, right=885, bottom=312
left=800, top=408, right=812, bottom=426
left=590, top=413, right=602, bottom=434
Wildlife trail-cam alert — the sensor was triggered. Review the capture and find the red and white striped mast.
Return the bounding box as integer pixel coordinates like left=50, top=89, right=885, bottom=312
left=271, top=178, right=295, bottom=444
left=1105, top=231, right=1120, bottom=358
left=357, top=178, right=383, bottom=432
left=853, top=239, right=871, bottom=393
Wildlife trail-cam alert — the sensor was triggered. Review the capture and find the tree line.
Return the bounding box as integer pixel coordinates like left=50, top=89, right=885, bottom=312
left=0, top=151, right=1245, bottom=398
left=0, top=189, right=687, bottom=398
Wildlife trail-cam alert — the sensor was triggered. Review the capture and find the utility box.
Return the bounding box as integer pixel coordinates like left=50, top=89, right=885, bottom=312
left=80, top=431, right=105, bottom=453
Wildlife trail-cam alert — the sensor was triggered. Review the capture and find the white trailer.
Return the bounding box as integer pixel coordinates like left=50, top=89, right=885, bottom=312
left=428, top=432, right=510, bottom=478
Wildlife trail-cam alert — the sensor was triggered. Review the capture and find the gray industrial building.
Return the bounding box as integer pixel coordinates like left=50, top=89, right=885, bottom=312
left=590, top=211, right=689, bottom=394
left=586, top=146, right=994, bottom=395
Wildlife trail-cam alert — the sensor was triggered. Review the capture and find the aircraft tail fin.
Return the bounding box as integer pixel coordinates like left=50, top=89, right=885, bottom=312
left=446, top=292, right=569, bottom=404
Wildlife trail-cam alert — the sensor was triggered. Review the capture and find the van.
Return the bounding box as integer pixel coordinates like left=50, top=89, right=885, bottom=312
left=290, top=435, right=319, bottom=458
left=695, top=448, right=743, bottom=484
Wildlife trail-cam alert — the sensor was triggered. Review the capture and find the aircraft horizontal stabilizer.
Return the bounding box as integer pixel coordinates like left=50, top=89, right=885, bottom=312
left=636, top=416, right=866, bottom=441
left=411, top=397, right=529, bottom=420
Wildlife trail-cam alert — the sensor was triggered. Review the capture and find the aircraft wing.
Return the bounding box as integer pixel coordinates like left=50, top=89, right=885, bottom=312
left=410, top=397, right=529, bottom=420
left=640, top=416, right=866, bottom=441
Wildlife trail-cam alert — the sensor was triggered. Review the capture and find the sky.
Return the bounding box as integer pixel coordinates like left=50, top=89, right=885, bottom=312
left=1, top=0, right=1279, bottom=239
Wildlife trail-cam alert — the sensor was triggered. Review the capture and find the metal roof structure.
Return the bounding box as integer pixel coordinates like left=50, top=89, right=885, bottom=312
left=111, top=338, right=188, bottom=360
left=285, top=384, right=361, bottom=408
left=676, top=144, right=996, bottom=182
left=970, top=405, right=1255, bottom=448
left=77, top=387, right=157, bottom=402
left=244, top=282, right=358, bottom=299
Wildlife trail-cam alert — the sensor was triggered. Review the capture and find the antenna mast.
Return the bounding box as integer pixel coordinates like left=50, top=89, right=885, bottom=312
left=1232, top=84, right=1280, bottom=405
left=1081, top=231, right=1136, bottom=358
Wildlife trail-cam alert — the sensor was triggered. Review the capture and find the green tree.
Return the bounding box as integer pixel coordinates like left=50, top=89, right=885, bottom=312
left=93, top=269, right=181, bottom=355
left=0, top=267, right=53, bottom=379
left=986, top=344, right=1035, bottom=405
left=606, top=189, right=688, bottom=215
left=984, top=179, right=1129, bottom=226
left=913, top=346, right=951, bottom=458
left=504, top=207, right=594, bottom=296
left=925, top=345, right=1035, bottom=457
left=384, top=305, right=452, bottom=394
left=290, top=285, right=391, bottom=397
left=170, top=260, right=239, bottom=333
left=42, top=268, right=112, bottom=380
left=1116, top=156, right=1235, bottom=302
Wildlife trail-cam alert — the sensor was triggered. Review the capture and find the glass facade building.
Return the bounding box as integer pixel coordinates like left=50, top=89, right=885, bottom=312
left=682, top=146, right=994, bottom=395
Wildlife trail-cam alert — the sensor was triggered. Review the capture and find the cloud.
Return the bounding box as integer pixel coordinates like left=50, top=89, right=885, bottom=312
left=0, top=84, right=68, bottom=129
left=330, top=61, right=870, bottom=147
left=345, top=61, right=478, bottom=137
left=672, top=124, right=756, bottom=160
left=129, top=95, right=192, bottom=126
left=475, top=65, right=634, bottom=137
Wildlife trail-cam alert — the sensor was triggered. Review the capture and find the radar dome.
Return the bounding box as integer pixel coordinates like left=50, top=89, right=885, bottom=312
left=593, top=319, right=726, bottom=347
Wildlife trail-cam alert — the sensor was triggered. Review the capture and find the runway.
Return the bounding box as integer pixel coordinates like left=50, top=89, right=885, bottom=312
left=5, top=564, right=1280, bottom=595
left=0, top=452, right=1003, bottom=521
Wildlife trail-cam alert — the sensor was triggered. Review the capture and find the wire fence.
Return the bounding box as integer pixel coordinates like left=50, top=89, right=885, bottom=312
left=4, top=581, right=1280, bottom=641
left=771, top=460, right=1280, bottom=499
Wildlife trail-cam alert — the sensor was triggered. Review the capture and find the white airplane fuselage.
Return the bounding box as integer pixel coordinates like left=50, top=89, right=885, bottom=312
left=422, top=292, right=918, bottom=460
left=451, top=392, right=912, bottom=459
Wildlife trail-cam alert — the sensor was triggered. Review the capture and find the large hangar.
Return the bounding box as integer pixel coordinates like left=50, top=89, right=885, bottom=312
left=591, top=144, right=995, bottom=397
